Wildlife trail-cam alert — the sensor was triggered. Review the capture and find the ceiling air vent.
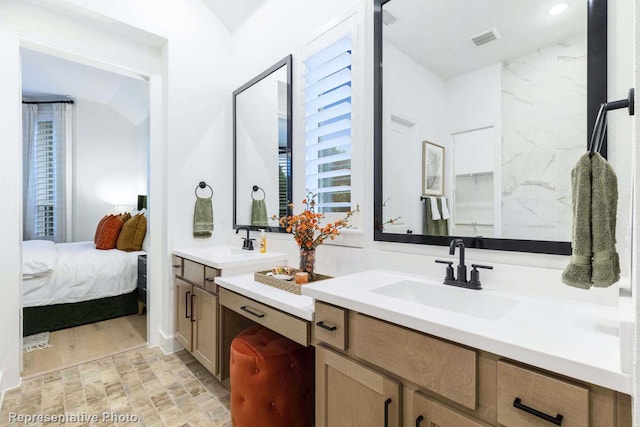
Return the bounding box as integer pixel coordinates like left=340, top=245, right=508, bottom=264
left=470, top=28, right=500, bottom=46
left=382, top=9, right=398, bottom=26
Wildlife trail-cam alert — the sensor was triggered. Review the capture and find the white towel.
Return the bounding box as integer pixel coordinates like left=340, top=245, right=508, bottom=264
left=429, top=197, right=441, bottom=220
left=439, top=197, right=450, bottom=219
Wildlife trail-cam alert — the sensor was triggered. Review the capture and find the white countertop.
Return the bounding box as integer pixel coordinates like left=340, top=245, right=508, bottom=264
left=302, top=269, right=632, bottom=395
left=173, top=246, right=287, bottom=271
left=216, top=274, right=314, bottom=321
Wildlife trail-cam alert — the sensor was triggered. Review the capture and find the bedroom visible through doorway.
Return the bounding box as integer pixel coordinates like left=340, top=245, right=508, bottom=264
left=20, top=48, right=150, bottom=377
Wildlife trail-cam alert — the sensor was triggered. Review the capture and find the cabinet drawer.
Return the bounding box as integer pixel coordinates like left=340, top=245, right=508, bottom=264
left=219, top=288, right=309, bottom=346
left=204, top=266, right=220, bottom=294
left=172, top=255, right=183, bottom=276
left=183, top=259, right=205, bottom=286
left=497, top=361, right=589, bottom=427
left=351, top=313, right=477, bottom=410
left=313, top=301, right=347, bottom=350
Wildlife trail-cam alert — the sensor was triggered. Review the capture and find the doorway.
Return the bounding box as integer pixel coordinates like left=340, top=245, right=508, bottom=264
left=20, top=48, right=150, bottom=377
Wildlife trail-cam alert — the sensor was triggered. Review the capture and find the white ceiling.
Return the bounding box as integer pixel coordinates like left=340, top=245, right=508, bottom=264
left=383, top=0, right=586, bottom=79
left=202, top=0, right=267, bottom=32
left=21, top=49, right=149, bottom=125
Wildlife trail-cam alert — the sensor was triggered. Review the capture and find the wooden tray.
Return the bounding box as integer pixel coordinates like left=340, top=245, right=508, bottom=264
left=254, top=270, right=333, bottom=295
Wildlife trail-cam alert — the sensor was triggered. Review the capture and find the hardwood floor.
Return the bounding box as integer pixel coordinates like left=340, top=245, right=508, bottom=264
left=22, top=314, right=147, bottom=378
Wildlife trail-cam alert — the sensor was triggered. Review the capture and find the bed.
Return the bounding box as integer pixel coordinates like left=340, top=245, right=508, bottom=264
left=22, top=240, right=144, bottom=336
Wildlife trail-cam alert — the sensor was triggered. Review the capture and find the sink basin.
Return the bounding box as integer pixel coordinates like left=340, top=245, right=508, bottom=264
left=372, top=280, right=517, bottom=320
left=174, top=246, right=288, bottom=270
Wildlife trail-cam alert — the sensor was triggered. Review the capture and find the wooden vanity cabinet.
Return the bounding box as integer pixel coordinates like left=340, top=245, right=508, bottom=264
left=174, top=256, right=221, bottom=376
left=312, top=302, right=632, bottom=427
left=316, top=345, right=401, bottom=427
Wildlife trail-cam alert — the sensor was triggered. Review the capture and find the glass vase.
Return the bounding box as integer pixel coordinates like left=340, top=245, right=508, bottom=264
left=299, top=247, right=316, bottom=281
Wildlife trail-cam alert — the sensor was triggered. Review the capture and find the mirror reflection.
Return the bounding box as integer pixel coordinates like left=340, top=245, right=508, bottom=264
left=381, top=0, right=587, bottom=242
left=234, top=55, right=292, bottom=231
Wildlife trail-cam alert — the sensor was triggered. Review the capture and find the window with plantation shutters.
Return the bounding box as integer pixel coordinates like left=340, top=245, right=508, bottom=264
left=35, top=119, right=55, bottom=238
left=304, top=35, right=352, bottom=214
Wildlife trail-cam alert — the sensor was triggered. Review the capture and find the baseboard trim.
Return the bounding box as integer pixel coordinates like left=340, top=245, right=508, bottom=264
left=158, top=330, right=183, bottom=354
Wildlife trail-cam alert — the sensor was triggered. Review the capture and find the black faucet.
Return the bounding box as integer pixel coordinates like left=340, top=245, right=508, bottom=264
left=236, top=227, right=254, bottom=250
left=435, top=238, right=492, bottom=290
left=449, top=238, right=467, bottom=285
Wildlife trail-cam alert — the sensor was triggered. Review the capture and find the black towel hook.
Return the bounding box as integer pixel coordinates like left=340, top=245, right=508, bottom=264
left=195, top=181, right=213, bottom=199
left=589, top=88, right=635, bottom=156
left=251, top=185, right=266, bottom=201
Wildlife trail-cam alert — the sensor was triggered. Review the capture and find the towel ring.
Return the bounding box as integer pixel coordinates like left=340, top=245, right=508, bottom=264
left=195, top=181, right=213, bottom=199
left=251, top=185, right=265, bottom=201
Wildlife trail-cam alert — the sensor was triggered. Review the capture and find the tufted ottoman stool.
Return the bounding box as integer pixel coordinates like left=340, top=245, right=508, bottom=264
left=230, top=325, right=315, bottom=427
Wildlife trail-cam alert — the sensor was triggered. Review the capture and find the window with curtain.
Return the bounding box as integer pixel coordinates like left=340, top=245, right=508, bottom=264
left=35, top=116, right=55, bottom=237
left=23, top=102, right=72, bottom=242
left=304, top=35, right=352, bottom=215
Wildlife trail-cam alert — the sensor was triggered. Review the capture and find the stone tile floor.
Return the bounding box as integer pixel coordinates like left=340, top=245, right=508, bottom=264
left=0, top=347, right=231, bottom=426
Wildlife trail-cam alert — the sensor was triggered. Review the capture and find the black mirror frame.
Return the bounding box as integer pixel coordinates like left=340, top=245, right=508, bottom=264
left=373, top=0, right=607, bottom=255
left=233, top=54, right=293, bottom=233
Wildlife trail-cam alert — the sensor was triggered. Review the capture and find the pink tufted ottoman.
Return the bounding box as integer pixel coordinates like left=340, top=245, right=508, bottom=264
left=230, top=325, right=315, bottom=427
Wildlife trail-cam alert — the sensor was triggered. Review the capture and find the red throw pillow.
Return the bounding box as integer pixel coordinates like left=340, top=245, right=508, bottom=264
left=96, top=215, right=124, bottom=250
left=94, top=215, right=111, bottom=244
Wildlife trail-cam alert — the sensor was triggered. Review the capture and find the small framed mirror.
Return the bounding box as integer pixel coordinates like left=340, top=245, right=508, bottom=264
left=233, top=55, right=292, bottom=232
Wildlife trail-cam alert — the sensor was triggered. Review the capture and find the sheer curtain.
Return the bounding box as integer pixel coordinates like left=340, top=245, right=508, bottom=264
left=52, top=103, right=72, bottom=243
left=22, top=104, right=37, bottom=241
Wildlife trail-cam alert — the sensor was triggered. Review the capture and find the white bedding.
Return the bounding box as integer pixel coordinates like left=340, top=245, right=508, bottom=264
left=22, top=240, right=58, bottom=277
left=23, top=241, right=144, bottom=307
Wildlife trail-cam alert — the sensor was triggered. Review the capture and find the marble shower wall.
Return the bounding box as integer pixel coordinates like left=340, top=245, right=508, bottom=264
left=501, top=36, right=586, bottom=241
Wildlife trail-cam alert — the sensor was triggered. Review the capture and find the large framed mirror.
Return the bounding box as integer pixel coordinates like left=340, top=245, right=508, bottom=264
left=374, top=0, right=607, bottom=254
left=234, top=55, right=292, bottom=232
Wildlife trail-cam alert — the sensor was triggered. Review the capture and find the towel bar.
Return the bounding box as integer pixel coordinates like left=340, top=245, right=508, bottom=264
left=195, top=181, right=213, bottom=198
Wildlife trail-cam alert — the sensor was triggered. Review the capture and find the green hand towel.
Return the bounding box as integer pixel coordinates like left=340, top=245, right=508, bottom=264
left=562, top=153, right=592, bottom=288
left=251, top=199, right=268, bottom=227
left=423, top=198, right=448, bottom=236
left=562, top=152, right=619, bottom=288
left=193, top=197, right=213, bottom=238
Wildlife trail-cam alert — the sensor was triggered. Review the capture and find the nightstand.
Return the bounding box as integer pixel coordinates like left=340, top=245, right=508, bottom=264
left=137, top=254, right=147, bottom=315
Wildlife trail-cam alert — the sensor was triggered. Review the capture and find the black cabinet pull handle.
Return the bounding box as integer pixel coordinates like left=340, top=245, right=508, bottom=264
left=241, top=306, right=265, bottom=318
left=384, top=398, right=392, bottom=427
left=415, top=415, right=424, bottom=427
left=316, top=321, right=337, bottom=331
left=185, top=291, right=191, bottom=318
left=205, top=278, right=216, bottom=282
left=513, top=397, right=563, bottom=425
left=190, top=294, right=196, bottom=323
left=172, top=264, right=181, bottom=268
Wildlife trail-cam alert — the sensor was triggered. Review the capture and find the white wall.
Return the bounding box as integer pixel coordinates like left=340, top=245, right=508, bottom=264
left=74, top=100, right=148, bottom=241
left=0, top=25, right=23, bottom=394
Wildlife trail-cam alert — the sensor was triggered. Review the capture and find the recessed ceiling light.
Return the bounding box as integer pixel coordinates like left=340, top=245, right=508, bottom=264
left=548, top=3, right=569, bottom=15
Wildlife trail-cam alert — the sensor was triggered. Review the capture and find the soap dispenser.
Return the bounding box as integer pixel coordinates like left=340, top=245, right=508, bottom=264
left=259, top=229, right=267, bottom=253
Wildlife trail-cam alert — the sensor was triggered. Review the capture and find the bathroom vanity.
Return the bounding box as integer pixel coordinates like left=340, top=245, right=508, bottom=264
left=303, top=270, right=632, bottom=427
left=172, top=247, right=289, bottom=378
left=171, top=247, right=631, bottom=425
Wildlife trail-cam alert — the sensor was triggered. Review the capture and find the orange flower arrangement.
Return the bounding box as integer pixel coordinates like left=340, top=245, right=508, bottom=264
left=273, top=191, right=358, bottom=250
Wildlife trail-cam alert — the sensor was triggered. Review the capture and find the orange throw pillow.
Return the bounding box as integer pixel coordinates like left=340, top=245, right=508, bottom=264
left=94, top=215, right=110, bottom=244
left=116, top=214, right=147, bottom=252
left=96, top=215, right=124, bottom=250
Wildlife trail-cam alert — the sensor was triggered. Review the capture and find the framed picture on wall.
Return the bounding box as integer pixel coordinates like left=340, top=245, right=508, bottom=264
left=422, top=141, right=444, bottom=196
